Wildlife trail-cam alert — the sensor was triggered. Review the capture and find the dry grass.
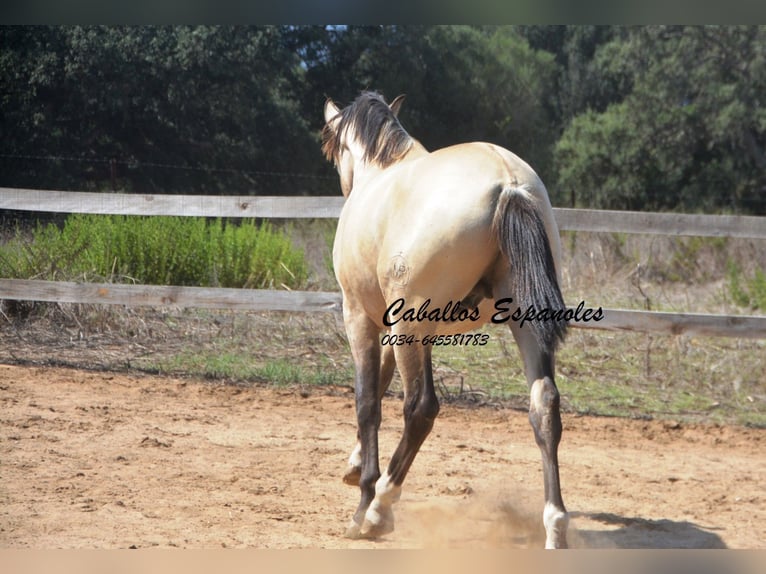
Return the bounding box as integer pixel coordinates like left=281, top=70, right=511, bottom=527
left=0, top=227, right=764, bottom=427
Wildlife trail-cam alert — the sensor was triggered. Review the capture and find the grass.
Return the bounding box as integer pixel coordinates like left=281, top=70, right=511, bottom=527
left=146, top=350, right=353, bottom=388
left=0, top=214, right=308, bottom=289
left=728, top=262, right=766, bottom=311
left=0, top=225, right=764, bottom=428
left=427, top=322, right=765, bottom=427
left=110, top=307, right=762, bottom=428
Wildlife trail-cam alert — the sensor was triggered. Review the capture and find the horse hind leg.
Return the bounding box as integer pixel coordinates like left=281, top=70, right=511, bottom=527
left=530, top=375, right=569, bottom=548
left=358, top=341, right=439, bottom=539
left=511, top=322, right=569, bottom=549
left=343, top=342, right=396, bottom=487
left=341, top=309, right=384, bottom=539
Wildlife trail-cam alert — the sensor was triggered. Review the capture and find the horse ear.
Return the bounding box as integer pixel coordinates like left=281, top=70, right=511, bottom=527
left=324, top=99, right=340, bottom=124
left=389, top=94, right=406, bottom=117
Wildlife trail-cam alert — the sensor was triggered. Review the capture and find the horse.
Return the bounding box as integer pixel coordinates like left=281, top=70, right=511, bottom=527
left=322, top=91, right=570, bottom=548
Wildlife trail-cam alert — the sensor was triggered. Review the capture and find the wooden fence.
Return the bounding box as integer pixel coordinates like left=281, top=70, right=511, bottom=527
left=1, top=188, right=765, bottom=339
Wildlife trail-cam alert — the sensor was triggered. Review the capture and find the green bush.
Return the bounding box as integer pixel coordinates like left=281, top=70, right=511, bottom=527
left=727, top=262, right=766, bottom=311
left=0, top=214, right=307, bottom=289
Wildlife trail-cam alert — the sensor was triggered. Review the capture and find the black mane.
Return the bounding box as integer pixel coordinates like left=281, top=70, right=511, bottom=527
left=322, top=91, right=413, bottom=167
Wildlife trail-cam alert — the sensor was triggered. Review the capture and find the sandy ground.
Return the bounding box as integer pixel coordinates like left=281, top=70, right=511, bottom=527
left=0, top=363, right=763, bottom=549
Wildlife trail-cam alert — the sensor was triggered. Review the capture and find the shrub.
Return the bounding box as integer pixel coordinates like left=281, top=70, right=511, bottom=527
left=0, top=214, right=307, bottom=289
left=727, top=262, right=766, bottom=311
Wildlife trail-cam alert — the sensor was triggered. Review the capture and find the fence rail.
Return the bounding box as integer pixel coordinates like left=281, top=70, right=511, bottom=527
left=0, top=188, right=346, bottom=219
left=1, top=188, right=765, bottom=238
left=1, top=278, right=764, bottom=339
left=1, top=188, right=764, bottom=339
left=0, top=279, right=343, bottom=314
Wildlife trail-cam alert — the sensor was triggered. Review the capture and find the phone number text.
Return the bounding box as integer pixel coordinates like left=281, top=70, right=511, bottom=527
left=381, top=333, right=490, bottom=347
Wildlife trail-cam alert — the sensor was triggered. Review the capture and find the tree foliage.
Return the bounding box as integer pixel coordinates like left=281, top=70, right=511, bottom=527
left=303, top=26, right=558, bottom=176
left=554, top=26, right=766, bottom=213
left=1, top=26, right=316, bottom=195
left=1, top=25, right=764, bottom=213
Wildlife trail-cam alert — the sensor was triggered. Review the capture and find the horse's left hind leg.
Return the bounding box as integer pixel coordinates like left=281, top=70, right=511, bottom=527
left=357, top=342, right=439, bottom=539
left=343, top=343, right=396, bottom=487
left=512, top=325, right=569, bottom=549
left=341, top=306, right=384, bottom=539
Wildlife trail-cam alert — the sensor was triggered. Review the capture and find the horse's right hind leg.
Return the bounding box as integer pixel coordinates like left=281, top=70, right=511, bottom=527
left=511, top=323, right=569, bottom=549
left=343, top=342, right=396, bottom=486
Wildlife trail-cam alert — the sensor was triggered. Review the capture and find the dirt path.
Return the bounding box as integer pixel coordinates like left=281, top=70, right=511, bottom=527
left=0, top=364, right=763, bottom=549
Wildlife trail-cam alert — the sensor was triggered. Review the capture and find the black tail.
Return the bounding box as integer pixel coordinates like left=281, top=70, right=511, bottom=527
left=494, top=185, right=567, bottom=353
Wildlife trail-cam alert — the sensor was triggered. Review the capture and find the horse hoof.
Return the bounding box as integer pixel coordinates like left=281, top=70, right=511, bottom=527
left=344, top=519, right=363, bottom=539
left=342, top=465, right=361, bottom=486
left=359, top=517, right=394, bottom=539
left=543, top=506, right=569, bottom=549
left=343, top=514, right=394, bottom=540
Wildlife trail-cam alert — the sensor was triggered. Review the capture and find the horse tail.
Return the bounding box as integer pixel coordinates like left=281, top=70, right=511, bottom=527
left=493, top=184, right=567, bottom=353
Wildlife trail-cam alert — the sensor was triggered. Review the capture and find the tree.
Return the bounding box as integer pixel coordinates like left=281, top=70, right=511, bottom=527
left=303, top=25, right=559, bottom=182
left=554, top=26, right=766, bottom=214
left=519, top=25, right=626, bottom=125
left=0, top=26, right=319, bottom=195
left=8, top=25, right=761, bottom=212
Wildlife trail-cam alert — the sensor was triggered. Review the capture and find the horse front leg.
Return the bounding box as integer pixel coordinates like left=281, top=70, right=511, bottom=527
left=343, top=342, right=396, bottom=486
left=512, top=324, right=569, bottom=549
left=358, top=342, right=439, bottom=539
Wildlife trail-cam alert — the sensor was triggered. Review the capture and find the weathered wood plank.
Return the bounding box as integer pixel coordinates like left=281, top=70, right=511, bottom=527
left=554, top=207, right=766, bottom=239
left=0, top=188, right=346, bottom=219
left=0, top=279, right=343, bottom=313
left=1, top=279, right=765, bottom=338
left=570, top=308, right=766, bottom=339
left=1, top=188, right=764, bottom=237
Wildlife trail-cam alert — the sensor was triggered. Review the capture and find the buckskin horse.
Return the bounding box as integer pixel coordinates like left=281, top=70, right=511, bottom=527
left=322, top=91, right=570, bottom=548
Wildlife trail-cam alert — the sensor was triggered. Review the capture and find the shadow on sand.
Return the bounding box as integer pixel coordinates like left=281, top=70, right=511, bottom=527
left=570, top=511, right=727, bottom=549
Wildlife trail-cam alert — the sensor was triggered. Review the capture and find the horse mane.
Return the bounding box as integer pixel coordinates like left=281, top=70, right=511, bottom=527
left=322, top=91, right=413, bottom=168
